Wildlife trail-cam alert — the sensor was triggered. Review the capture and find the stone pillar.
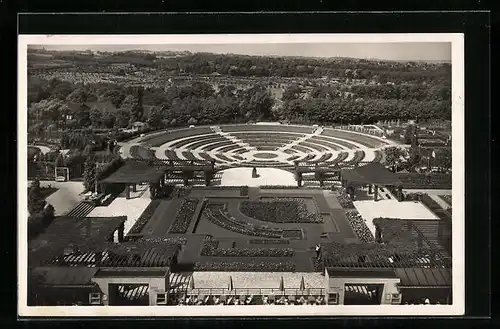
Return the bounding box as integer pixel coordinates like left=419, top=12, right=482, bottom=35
left=374, top=185, right=378, bottom=201
left=398, top=186, right=403, bottom=201
left=126, top=185, right=130, bottom=199
left=118, top=222, right=124, bottom=242
left=368, top=184, right=372, bottom=194
left=132, top=184, right=137, bottom=192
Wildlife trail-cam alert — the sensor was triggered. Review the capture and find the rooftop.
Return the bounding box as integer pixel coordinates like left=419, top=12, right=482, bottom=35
left=30, top=267, right=98, bottom=286
left=326, top=267, right=398, bottom=279
left=341, top=162, right=402, bottom=186
left=98, top=160, right=166, bottom=184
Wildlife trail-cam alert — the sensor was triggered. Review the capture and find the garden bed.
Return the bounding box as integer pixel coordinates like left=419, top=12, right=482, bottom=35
left=200, top=238, right=294, bottom=257
left=194, top=260, right=296, bottom=272
left=126, top=200, right=162, bottom=235
left=249, top=239, right=290, bottom=245
left=168, top=198, right=201, bottom=234
left=239, top=198, right=322, bottom=223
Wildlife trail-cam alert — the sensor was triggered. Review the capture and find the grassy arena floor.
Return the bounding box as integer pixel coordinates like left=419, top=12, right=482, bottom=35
left=137, top=187, right=358, bottom=272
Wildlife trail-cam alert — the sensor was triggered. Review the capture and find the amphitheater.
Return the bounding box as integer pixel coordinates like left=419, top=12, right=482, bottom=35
left=121, top=123, right=398, bottom=169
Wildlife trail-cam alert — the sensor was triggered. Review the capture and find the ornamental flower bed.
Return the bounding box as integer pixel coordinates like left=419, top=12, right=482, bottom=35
left=168, top=198, right=200, bottom=234
left=204, top=208, right=283, bottom=238
left=239, top=198, right=323, bottom=223
left=249, top=239, right=290, bottom=245
left=127, top=200, right=162, bottom=235
left=336, top=187, right=355, bottom=209
left=200, top=239, right=294, bottom=257
left=345, top=210, right=375, bottom=243
left=194, top=260, right=296, bottom=272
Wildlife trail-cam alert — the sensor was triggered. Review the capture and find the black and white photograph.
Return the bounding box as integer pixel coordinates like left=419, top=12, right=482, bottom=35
left=18, top=34, right=464, bottom=316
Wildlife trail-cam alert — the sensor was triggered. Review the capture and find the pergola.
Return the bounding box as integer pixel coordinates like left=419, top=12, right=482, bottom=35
left=340, top=162, right=403, bottom=201
left=98, top=161, right=168, bottom=199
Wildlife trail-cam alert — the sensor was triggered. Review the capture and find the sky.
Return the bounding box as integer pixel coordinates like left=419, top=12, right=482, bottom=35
left=34, top=43, right=451, bottom=62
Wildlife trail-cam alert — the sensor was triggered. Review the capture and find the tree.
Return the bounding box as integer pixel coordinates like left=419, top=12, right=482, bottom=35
left=434, top=148, right=452, bottom=171
left=383, top=147, right=406, bottom=172
left=187, top=117, right=198, bottom=125
left=83, top=156, right=97, bottom=192
left=28, top=179, right=46, bottom=216
left=147, top=106, right=164, bottom=129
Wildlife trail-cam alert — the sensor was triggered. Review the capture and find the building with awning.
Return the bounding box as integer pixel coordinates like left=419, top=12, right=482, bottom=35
left=394, top=268, right=452, bottom=304
left=340, top=162, right=403, bottom=201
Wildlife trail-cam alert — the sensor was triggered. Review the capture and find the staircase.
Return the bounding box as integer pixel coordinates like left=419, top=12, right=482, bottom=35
left=217, top=131, right=254, bottom=150
left=66, top=201, right=95, bottom=217
left=278, top=127, right=324, bottom=152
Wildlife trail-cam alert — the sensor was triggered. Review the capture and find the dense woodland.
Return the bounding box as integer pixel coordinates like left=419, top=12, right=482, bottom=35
left=28, top=50, right=451, bottom=135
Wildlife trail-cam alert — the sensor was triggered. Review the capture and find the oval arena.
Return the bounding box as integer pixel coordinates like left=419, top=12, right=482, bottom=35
left=123, top=123, right=393, bottom=169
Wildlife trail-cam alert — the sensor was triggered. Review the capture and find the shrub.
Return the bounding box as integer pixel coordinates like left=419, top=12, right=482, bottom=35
left=345, top=210, right=375, bottom=243
left=168, top=198, right=200, bottom=234
left=240, top=186, right=249, bottom=196
left=397, top=173, right=452, bottom=189
left=336, top=187, right=354, bottom=209
left=194, top=260, right=296, bottom=272
left=249, top=239, right=290, bottom=245
left=200, top=239, right=294, bottom=257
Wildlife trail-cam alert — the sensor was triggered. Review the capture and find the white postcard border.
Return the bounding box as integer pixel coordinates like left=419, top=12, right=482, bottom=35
left=17, top=33, right=465, bottom=317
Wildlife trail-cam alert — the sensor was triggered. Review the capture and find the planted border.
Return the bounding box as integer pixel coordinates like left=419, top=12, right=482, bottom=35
left=127, top=200, right=162, bottom=235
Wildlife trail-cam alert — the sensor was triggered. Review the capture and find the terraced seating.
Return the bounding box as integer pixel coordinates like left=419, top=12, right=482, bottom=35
left=170, top=134, right=225, bottom=148
left=321, top=128, right=387, bottom=148
left=310, top=152, right=333, bottom=163
left=165, top=150, right=182, bottom=160
left=141, top=127, right=212, bottom=147
left=202, top=140, right=236, bottom=151
left=325, top=152, right=349, bottom=165
left=291, top=145, right=314, bottom=153
left=306, top=137, right=344, bottom=151
left=182, top=151, right=198, bottom=161
left=214, top=154, right=234, bottom=162
left=313, top=136, right=358, bottom=150
left=234, top=149, right=249, bottom=154
left=182, top=136, right=231, bottom=150
left=221, top=125, right=314, bottom=134
left=255, top=146, right=279, bottom=151
left=217, top=144, right=245, bottom=153
left=298, top=141, right=329, bottom=152
left=286, top=155, right=301, bottom=161
left=343, top=150, right=365, bottom=165
left=198, top=153, right=217, bottom=162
